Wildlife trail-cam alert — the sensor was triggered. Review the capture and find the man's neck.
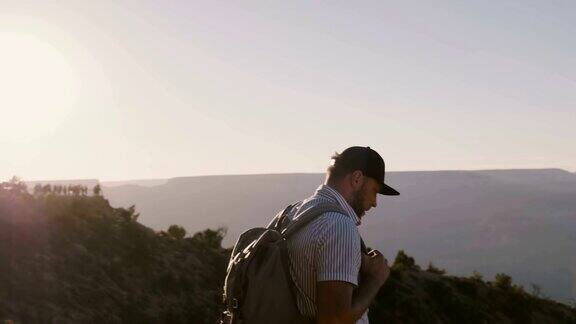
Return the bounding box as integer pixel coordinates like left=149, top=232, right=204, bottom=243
left=322, top=182, right=363, bottom=224
left=324, top=182, right=354, bottom=206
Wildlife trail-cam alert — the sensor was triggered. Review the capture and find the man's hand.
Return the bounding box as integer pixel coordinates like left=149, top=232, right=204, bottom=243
left=317, top=251, right=391, bottom=324
left=361, top=250, right=390, bottom=286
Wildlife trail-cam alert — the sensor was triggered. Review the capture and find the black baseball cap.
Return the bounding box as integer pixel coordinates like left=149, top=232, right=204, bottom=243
left=332, top=146, right=400, bottom=196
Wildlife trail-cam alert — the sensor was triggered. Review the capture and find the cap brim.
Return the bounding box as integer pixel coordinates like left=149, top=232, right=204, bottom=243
left=379, top=182, right=400, bottom=196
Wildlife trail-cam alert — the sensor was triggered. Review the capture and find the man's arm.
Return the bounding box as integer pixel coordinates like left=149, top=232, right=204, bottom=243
left=316, top=250, right=390, bottom=324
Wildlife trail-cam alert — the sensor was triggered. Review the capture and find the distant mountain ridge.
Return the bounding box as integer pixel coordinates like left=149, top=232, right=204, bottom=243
left=101, top=179, right=168, bottom=187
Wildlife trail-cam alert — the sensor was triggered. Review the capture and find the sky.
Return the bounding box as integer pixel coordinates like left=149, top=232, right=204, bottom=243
left=1, top=0, right=575, bottom=181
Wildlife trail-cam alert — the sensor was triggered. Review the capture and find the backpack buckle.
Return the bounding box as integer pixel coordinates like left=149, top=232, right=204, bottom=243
left=231, top=298, right=239, bottom=309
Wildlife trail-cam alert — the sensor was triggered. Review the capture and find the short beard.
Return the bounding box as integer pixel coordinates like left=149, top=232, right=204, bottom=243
left=350, top=189, right=366, bottom=218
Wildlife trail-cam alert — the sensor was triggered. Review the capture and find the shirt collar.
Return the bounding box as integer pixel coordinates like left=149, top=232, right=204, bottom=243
left=313, top=184, right=361, bottom=226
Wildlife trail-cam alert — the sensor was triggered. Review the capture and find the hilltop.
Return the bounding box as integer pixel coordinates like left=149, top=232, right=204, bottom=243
left=1, top=178, right=226, bottom=323
left=2, top=177, right=575, bottom=323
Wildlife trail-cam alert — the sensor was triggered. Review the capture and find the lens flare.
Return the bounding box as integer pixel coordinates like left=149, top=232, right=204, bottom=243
left=0, top=32, right=77, bottom=142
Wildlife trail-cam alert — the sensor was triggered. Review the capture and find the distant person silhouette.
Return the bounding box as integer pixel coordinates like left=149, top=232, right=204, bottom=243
left=284, top=146, right=399, bottom=324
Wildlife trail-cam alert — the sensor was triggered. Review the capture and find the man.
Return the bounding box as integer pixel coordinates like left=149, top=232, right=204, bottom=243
left=284, top=146, right=399, bottom=324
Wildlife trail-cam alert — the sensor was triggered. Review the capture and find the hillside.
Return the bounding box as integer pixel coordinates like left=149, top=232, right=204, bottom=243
left=1, top=177, right=576, bottom=323
left=372, top=254, right=576, bottom=323
left=98, top=169, right=576, bottom=304
left=1, top=178, right=227, bottom=323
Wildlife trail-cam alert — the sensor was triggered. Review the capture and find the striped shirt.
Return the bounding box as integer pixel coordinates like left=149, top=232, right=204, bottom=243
left=284, top=184, right=370, bottom=324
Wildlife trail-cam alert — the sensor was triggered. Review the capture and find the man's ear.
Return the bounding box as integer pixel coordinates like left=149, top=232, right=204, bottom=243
left=350, top=170, right=364, bottom=190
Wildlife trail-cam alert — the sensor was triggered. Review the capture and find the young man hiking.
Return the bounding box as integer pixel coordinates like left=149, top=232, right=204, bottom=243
left=285, top=146, right=400, bottom=324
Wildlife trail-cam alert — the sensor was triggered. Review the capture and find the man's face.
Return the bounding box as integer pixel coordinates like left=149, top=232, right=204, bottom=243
left=350, top=176, right=380, bottom=218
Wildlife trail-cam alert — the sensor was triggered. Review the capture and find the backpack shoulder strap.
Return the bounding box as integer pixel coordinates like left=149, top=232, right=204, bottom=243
left=267, top=202, right=300, bottom=231
left=281, top=202, right=346, bottom=239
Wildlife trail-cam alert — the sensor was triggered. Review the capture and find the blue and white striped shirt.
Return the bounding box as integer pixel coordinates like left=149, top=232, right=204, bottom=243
left=285, top=184, right=369, bottom=324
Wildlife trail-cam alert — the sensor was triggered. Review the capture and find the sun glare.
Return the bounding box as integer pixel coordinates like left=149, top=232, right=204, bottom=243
left=0, top=32, right=77, bottom=142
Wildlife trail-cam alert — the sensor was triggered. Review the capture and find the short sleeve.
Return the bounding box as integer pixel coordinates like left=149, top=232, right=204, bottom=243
left=316, top=213, right=362, bottom=286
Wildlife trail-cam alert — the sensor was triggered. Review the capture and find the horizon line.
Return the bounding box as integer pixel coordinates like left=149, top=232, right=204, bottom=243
left=16, top=167, right=575, bottom=183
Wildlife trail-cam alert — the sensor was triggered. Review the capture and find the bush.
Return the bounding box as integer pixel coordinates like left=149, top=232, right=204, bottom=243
left=190, top=228, right=226, bottom=250
left=393, top=250, right=418, bottom=270
left=471, top=270, right=484, bottom=282
left=426, top=262, right=446, bottom=275
left=167, top=225, right=187, bottom=240
left=493, top=273, right=512, bottom=290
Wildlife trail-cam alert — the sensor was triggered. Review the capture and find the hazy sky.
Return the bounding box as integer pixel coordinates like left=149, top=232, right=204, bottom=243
left=1, top=1, right=575, bottom=181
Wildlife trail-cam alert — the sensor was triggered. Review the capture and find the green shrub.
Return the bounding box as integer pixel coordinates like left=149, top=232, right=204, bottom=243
left=190, top=228, right=226, bottom=250
left=393, top=250, right=418, bottom=270
left=426, top=262, right=446, bottom=275
left=493, top=273, right=512, bottom=290
left=471, top=270, right=484, bottom=282
left=167, top=225, right=187, bottom=240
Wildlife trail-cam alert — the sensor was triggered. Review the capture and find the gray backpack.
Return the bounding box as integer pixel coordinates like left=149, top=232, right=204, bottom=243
left=220, top=201, right=345, bottom=324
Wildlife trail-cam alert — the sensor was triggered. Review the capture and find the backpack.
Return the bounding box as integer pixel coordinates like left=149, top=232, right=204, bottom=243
left=220, top=201, right=345, bottom=324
